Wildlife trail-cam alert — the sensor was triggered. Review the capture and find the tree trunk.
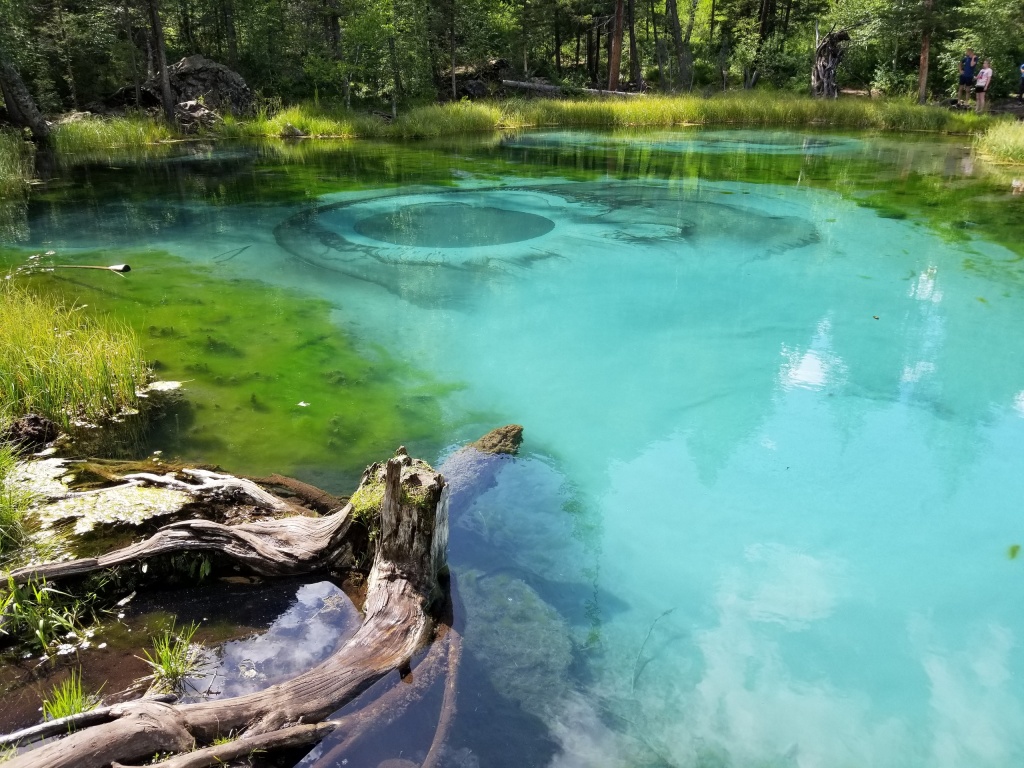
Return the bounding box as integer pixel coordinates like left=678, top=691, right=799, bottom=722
left=586, top=25, right=595, bottom=81
left=680, top=0, right=697, bottom=90
left=0, top=60, right=50, bottom=142
left=4, top=452, right=450, bottom=768
left=178, top=0, right=196, bottom=52
left=389, top=35, right=400, bottom=118
left=627, top=0, right=642, bottom=87
left=607, top=0, right=624, bottom=90
left=451, top=0, right=457, bottom=99
left=146, top=0, right=175, bottom=123
left=521, top=0, right=529, bottom=75
left=917, top=0, right=932, bottom=104
left=665, top=0, right=685, bottom=90
left=223, top=0, right=238, bottom=67
left=122, top=4, right=142, bottom=107
left=554, top=7, right=561, bottom=76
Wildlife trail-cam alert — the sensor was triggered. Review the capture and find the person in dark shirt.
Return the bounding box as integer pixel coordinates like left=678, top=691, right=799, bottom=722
left=959, top=48, right=978, bottom=104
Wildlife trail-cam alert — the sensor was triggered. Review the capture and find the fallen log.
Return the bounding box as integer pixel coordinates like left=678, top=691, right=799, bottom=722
left=4, top=450, right=448, bottom=768
left=501, top=79, right=644, bottom=98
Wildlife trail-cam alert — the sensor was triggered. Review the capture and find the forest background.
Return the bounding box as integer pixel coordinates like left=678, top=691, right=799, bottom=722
left=1, top=0, right=1023, bottom=120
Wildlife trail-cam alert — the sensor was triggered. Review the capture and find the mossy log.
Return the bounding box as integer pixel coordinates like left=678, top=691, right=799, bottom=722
left=3, top=451, right=448, bottom=768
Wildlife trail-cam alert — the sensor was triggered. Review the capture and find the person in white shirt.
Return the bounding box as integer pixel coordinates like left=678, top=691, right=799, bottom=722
left=975, top=60, right=993, bottom=113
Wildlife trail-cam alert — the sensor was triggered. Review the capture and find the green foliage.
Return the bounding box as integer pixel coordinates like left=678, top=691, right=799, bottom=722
left=42, top=668, right=101, bottom=722
left=0, top=280, right=149, bottom=433
left=139, top=620, right=205, bottom=695
left=0, top=576, right=100, bottom=655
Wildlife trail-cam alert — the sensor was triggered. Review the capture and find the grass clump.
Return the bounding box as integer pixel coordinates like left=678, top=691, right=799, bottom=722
left=0, top=444, right=32, bottom=554
left=977, top=119, right=1024, bottom=164
left=0, top=576, right=100, bottom=655
left=139, top=620, right=205, bottom=694
left=51, top=114, right=175, bottom=156
left=0, top=130, right=33, bottom=198
left=42, top=668, right=102, bottom=721
left=0, top=280, right=149, bottom=433
left=220, top=103, right=385, bottom=139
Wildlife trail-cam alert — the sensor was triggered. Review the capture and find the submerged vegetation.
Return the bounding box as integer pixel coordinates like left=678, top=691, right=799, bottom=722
left=0, top=281, right=149, bottom=434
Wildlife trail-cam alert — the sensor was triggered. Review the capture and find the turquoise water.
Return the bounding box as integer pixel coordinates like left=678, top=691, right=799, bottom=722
left=5, top=130, right=1024, bottom=767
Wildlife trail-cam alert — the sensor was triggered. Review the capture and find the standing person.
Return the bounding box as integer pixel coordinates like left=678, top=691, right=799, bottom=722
left=1017, top=60, right=1024, bottom=103
left=975, top=59, right=993, bottom=113
left=959, top=48, right=978, bottom=104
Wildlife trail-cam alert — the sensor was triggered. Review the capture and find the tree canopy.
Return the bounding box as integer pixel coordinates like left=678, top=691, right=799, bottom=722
left=1, top=0, right=1022, bottom=117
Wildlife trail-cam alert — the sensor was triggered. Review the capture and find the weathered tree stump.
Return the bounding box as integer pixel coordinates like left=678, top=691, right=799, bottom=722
left=3, top=450, right=448, bottom=768
left=811, top=27, right=851, bottom=99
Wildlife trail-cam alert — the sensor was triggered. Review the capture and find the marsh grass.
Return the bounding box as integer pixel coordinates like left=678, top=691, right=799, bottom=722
left=140, top=620, right=205, bottom=694
left=977, top=119, right=1024, bottom=164
left=0, top=445, right=31, bottom=554
left=211, top=93, right=989, bottom=140
left=52, top=114, right=175, bottom=156
left=219, top=103, right=385, bottom=139
left=0, top=281, right=149, bottom=433
left=42, top=668, right=102, bottom=722
left=0, top=130, right=33, bottom=198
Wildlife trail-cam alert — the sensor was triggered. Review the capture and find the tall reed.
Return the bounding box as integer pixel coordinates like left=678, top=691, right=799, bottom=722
left=0, top=281, right=149, bottom=432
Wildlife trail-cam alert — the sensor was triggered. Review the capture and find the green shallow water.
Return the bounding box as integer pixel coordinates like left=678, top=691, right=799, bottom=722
left=4, top=128, right=1024, bottom=767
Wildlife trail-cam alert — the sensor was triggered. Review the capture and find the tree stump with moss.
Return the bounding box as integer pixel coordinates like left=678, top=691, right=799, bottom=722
left=2, top=448, right=448, bottom=768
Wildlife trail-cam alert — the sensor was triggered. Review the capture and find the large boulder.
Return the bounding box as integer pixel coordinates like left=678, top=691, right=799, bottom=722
left=106, top=55, right=253, bottom=116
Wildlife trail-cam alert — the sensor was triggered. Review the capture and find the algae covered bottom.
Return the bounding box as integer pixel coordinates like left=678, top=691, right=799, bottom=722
left=3, top=128, right=1024, bottom=767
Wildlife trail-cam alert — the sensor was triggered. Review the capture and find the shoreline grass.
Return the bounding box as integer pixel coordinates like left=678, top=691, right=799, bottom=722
left=0, top=444, right=31, bottom=554
left=0, top=130, right=34, bottom=198
left=976, top=119, right=1024, bottom=164
left=6, top=95, right=1016, bottom=182
left=0, top=281, right=149, bottom=433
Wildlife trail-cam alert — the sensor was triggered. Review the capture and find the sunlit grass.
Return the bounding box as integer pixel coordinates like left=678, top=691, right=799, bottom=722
left=0, top=130, right=33, bottom=198
left=485, top=93, right=987, bottom=132
left=227, top=94, right=986, bottom=139
left=977, top=119, right=1024, bottom=164
left=42, top=668, right=101, bottom=722
left=219, top=103, right=386, bottom=139
left=0, top=281, right=149, bottom=433
left=51, top=114, right=176, bottom=155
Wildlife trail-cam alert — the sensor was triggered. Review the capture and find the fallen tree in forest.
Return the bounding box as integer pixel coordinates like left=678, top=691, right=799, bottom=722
left=0, top=428, right=515, bottom=768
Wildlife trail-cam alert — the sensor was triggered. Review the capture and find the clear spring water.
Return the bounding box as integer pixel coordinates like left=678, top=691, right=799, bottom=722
left=4, top=129, right=1024, bottom=767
